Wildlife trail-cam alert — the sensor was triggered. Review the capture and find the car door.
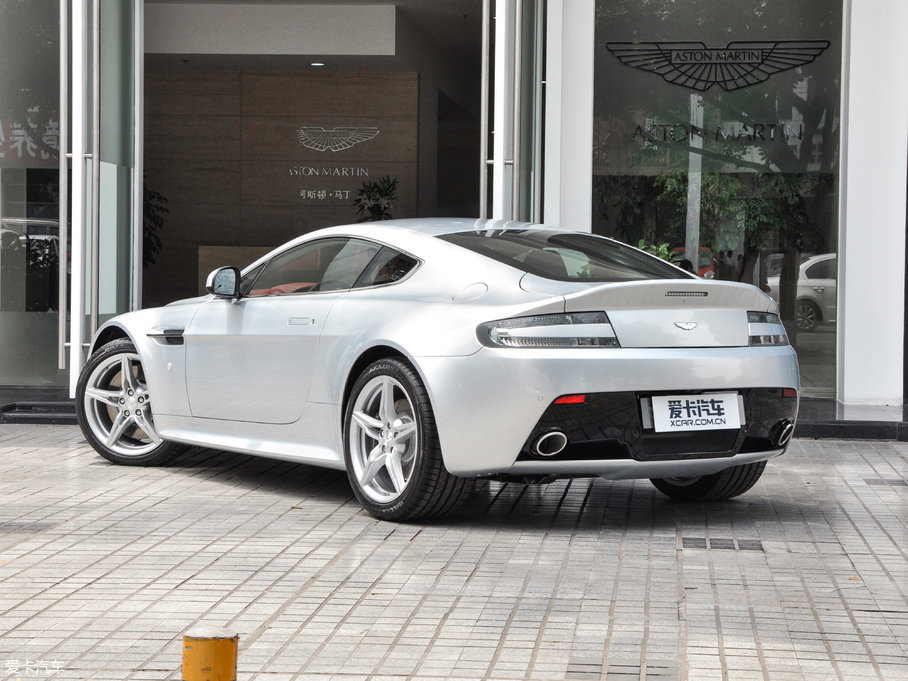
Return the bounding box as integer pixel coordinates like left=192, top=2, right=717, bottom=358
left=184, top=237, right=382, bottom=424
left=802, top=255, right=837, bottom=323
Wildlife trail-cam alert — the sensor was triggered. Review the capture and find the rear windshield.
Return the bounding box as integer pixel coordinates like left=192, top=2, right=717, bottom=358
left=438, top=229, right=693, bottom=282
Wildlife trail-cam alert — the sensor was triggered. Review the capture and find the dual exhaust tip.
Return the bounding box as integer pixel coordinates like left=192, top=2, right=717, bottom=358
left=532, top=420, right=793, bottom=458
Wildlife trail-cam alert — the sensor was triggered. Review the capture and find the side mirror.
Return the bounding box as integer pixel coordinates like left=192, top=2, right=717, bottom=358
left=206, top=266, right=241, bottom=298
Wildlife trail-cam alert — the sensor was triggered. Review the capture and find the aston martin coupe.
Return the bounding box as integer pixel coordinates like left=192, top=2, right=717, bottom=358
left=76, top=219, right=799, bottom=520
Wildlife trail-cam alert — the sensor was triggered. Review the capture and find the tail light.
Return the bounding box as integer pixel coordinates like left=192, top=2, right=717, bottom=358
left=477, top=312, right=619, bottom=348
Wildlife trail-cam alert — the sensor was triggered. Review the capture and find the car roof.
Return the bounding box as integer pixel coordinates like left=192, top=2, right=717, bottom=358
left=322, top=217, right=547, bottom=238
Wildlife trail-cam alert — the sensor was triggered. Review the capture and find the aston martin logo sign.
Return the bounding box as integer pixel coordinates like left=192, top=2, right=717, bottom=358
left=296, top=126, right=380, bottom=152
left=606, top=40, right=830, bottom=91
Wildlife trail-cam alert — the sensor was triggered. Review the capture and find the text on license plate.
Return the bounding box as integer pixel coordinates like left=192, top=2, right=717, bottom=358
left=650, top=393, right=743, bottom=432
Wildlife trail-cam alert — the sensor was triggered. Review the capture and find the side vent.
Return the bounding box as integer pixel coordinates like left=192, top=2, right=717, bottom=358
left=147, top=328, right=185, bottom=346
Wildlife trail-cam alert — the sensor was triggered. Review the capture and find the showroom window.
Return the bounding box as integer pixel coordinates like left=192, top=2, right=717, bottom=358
left=592, top=0, right=841, bottom=398
left=0, top=1, right=64, bottom=386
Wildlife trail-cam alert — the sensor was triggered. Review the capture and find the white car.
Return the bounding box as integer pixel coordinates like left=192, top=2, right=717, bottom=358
left=76, top=219, right=799, bottom=520
left=767, top=253, right=836, bottom=332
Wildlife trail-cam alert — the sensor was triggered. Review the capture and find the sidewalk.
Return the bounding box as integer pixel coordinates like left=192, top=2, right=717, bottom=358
left=0, top=425, right=905, bottom=681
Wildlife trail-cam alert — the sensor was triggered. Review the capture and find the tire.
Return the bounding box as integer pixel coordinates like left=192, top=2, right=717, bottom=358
left=795, top=299, right=821, bottom=332
left=650, top=461, right=767, bottom=502
left=343, top=358, right=470, bottom=521
left=76, top=338, right=182, bottom=466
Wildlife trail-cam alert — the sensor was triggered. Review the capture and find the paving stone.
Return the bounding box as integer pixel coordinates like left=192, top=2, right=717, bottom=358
left=0, top=429, right=905, bottom=680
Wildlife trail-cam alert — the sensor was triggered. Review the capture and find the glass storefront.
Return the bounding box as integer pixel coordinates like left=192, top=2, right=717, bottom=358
left=0, top=0, right=139, bottom=389
left=592, top=0, right=841, bottom=398
left=0, top=0, right=66, bottom=385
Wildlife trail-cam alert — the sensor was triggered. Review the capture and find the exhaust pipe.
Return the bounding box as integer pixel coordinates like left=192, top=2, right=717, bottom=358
left=775, top=420, right=795, bottom=447
left=533, top=430, right=568, bottom=457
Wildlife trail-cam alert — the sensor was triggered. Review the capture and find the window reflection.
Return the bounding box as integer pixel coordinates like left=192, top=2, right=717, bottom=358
left=593, top=0, right=841, bottom=398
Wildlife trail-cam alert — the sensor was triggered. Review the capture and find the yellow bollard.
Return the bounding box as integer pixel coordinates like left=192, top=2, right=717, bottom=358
left=182, top=625, right=238, bottom=681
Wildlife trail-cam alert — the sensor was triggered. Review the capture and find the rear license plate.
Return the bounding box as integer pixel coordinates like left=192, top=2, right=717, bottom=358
left=650, top=393, right=742, bottom=432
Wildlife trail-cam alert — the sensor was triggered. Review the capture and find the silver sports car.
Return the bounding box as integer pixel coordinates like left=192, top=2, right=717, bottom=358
left=76, top=218, right=799, bottom=520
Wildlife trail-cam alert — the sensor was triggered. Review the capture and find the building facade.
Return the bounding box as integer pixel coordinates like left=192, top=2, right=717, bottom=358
left=0, top=0, right=905, bottom=411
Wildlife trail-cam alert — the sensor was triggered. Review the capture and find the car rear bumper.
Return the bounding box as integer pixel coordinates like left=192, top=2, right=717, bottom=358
left=500, top=447, right=786, bottom=480
left=416, top=345, right=799, bottom=476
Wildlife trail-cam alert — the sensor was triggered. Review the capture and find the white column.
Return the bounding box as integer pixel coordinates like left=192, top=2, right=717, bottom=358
left=491, top=0, right=516, bottom=219
left=837, top=0, right=908, bottom=405
left=543, top=0, right=594, bottom=231
left=132, top=0, right=144, bottom=311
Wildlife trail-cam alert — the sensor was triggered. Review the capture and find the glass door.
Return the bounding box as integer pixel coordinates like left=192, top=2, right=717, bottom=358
left=0, top=1, right=66, bottom=386
left=66, top=0, right=141, bottom=394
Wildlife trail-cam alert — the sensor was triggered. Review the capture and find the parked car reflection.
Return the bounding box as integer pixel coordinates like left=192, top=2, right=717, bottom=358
left=766, top=253, right=836, bottom=332
left=0, top=219, right=60, bottom=312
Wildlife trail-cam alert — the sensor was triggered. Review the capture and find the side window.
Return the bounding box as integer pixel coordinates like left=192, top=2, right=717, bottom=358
left=318, top=239, right=383, bottom=291
left=354, top=247, right=418, bottom=288
left=239, top=263, right=265, bottom=296
left=245, top=238, right=382, bottom=297
left=805, top=258, right=836, bottom=280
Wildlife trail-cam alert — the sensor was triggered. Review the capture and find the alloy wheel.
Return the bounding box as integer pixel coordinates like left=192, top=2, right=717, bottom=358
left=348, top=375, right=419, bottom=504
left=82, top=351, right=162, bottom=457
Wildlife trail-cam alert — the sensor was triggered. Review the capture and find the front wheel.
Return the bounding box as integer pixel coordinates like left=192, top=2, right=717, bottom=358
left=76, top=338, right=182, bottom=466
left=650, top=461, right=767, bottom=501
left=344, top=358, right=469, bottom=521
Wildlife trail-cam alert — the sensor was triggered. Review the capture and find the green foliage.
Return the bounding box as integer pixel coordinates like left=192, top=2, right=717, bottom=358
left=654, top=172, right=742, bottom=248
left=636, top=239, right=672, bottom=261
left=353, top=176, right=399, bottom=222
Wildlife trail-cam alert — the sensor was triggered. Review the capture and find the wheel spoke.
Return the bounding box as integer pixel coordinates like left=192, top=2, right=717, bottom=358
left=86, top=386, right=122, bottom=408
left=352, top=410, right=383, bottom=441
left=385, top=450, right=407, bottom=494
left=133, top=410, right=162, bottom=444
left=119, top=356, right=138, bottom=393
left=105, top=412, right=132, bottom=448
left=358, top=445, right=387, bottom=488
left=393, top=421, right=416, bottom=444
left=378, top=378, right=398, bottom=425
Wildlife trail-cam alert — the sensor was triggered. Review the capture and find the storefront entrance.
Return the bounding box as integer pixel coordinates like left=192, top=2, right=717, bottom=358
left=141, top=1, right=482, bottom=307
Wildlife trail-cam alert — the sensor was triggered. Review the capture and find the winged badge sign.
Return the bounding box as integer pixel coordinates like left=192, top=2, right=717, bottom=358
left=297, top=126, right=380, bottom=152
left=606, top=40, right=830, bottom=92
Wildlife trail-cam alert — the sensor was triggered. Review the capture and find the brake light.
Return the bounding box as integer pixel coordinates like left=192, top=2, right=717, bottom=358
left=554, top=394, right=586, bottom=405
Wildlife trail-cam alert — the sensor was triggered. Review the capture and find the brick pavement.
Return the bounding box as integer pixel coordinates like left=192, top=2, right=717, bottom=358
left=0, top=425, right=905, bottom=681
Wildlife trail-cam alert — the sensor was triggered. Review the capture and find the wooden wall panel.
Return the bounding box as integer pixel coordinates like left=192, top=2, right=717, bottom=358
left=242, top=162, right=417, bottom=206
left=242, top=73, right=418, bottom=117
left=145, top=72, right=242, bottom=116
left=143, top=70, right=419, bottom=307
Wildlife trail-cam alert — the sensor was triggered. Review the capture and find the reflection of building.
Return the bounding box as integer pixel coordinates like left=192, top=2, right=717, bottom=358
left=0, top=1, right=905, bottom=411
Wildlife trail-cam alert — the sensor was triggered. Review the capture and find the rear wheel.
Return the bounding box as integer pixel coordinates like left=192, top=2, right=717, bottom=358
left=795, top=299, right=821, bottom=331
left=650, top=461, right=767, bottom=501
left=76, top=338, right=182, bottom=466
left=344, top=358, right=470, bottom=521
